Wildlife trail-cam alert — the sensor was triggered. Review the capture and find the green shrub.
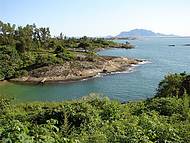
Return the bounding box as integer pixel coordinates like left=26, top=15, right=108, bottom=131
left=155, top=73, right=188, bottom=98
left=35, top=54, right=58, bottom=66
left=145, top=97, right=184, bottom=116
left=56, top=50, right=75, bottom=61
left=0, top=45, right=22, bottom=79
left=0, top=94, right=190, bottom=142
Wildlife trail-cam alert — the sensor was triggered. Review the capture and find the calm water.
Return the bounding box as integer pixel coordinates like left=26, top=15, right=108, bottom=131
left=1, top=37, right=190, bottom=102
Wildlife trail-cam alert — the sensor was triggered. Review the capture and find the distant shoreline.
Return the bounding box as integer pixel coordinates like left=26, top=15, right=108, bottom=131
left=105, top=36, right=190, bottom=40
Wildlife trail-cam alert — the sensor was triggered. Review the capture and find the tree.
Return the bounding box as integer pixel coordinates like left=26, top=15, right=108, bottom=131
left=39, top=27, right=51, bottom=48
left=0, top=21, right=16, bottom=45
left=33, top=24, right=41, bottom=48
left=155, top=73, right=189, bottom=98
left=181, top=75, right=190, bottom=95
left=15, top=25, right=33, bottom=52
left=59, top=32, right=64, bottom=40
left=78, top=41, right=92, bottom=52
left=0, top=45, right=22, bottom=79
left=54, top=45, right=64, bottom=54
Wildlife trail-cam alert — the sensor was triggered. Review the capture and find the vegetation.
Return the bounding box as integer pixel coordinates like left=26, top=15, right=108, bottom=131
left=1, top=21, right=189, bottom=142
left=0, top=73, right=190, bottom=142
left=0, top=21, right=124, bottom=80
left=156, top=72, right=190, bottom=98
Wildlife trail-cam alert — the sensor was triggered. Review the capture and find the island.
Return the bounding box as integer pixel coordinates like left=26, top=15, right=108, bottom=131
left=183, top=44, right=190, bottom=46
left=0, top=21, right=140, bottom=83
left=106, top=29, right=177, bottom=39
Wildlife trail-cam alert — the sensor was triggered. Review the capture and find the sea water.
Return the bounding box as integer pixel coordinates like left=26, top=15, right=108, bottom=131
left=1, top=37, right=190, bottom=102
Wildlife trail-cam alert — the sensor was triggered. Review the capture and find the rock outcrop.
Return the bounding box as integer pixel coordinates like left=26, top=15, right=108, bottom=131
left=10, top=56, right=142, bottom=83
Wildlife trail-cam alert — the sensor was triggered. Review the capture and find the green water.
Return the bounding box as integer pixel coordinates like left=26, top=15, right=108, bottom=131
left=1, top=37, right=190, bottom=102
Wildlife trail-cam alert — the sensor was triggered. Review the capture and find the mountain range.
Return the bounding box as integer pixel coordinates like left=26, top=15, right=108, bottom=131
left=108, top=29, right=177, bottom=38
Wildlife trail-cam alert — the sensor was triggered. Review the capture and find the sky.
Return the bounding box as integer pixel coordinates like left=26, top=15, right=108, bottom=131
left=1, top=0, right=190, bottom=37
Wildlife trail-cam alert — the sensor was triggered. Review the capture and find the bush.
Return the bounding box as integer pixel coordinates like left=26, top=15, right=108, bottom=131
left=14, top=70, right=29, bottom=78
left=35, top=54, right=58, bottom=66
left=85, top=51, right=97, bottom=61
left=56, top=50, right=75, bottom=61
left=0, top=45, right=22, bottom=79
left=0, top=93, right=190, bottom=142
left=145, top=97, right=184, bottom=116
left=54, top=45, right=65, bottom=54
left=156, top=73, right=189, bottom=98
left=0, top=95, right=12, bottom=114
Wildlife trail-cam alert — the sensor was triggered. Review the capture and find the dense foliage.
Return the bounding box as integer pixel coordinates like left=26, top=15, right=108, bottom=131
left=0, top=73, right=190, bottom=142
left=156, top=72, right=190, bottom=98
left=0, top=21, right=119, bottom=80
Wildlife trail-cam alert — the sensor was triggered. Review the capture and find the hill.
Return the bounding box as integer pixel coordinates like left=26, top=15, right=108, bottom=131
left=116, top=29, right=176, bottom=38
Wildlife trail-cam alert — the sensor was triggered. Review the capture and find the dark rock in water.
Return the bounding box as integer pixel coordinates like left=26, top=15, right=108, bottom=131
left=168, top=44, right=175, bottom=47
left=183, top=44, right=190, bottom=46
left=135, top=59, right=144, bottom=62
left=126, top=41, right=130, bottom=44
left=102, top=69, right=107, bottom=73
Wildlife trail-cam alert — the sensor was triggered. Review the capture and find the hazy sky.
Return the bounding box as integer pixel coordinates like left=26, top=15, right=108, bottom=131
left=1, top=0, right=190, bottom=37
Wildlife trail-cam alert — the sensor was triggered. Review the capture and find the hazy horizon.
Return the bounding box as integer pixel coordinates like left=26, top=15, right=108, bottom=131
left=1, top=0, right=190, bottom=37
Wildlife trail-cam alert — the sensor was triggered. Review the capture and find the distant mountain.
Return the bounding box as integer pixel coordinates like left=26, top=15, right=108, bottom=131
left=116, top=29, right=176, bottom=38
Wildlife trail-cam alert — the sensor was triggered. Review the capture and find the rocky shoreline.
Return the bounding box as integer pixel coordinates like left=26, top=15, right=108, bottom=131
left=9, top=56, right=143, bottom=84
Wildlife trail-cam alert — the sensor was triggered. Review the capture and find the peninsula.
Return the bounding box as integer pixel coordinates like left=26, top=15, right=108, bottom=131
left=0, top=21, right=139, bottom=83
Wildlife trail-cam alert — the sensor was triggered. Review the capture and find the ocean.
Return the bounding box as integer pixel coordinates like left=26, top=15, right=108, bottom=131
left=1, top=37, right=190, bottom=102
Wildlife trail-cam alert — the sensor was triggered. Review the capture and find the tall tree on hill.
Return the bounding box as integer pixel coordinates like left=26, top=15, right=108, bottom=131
left=32, top=24, right=41, bottom=48
left=39, top=27, right=51, bottom=48
left=15, top=25, right=33, bottom=52
left=0, top=21, right=16, bottom=45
